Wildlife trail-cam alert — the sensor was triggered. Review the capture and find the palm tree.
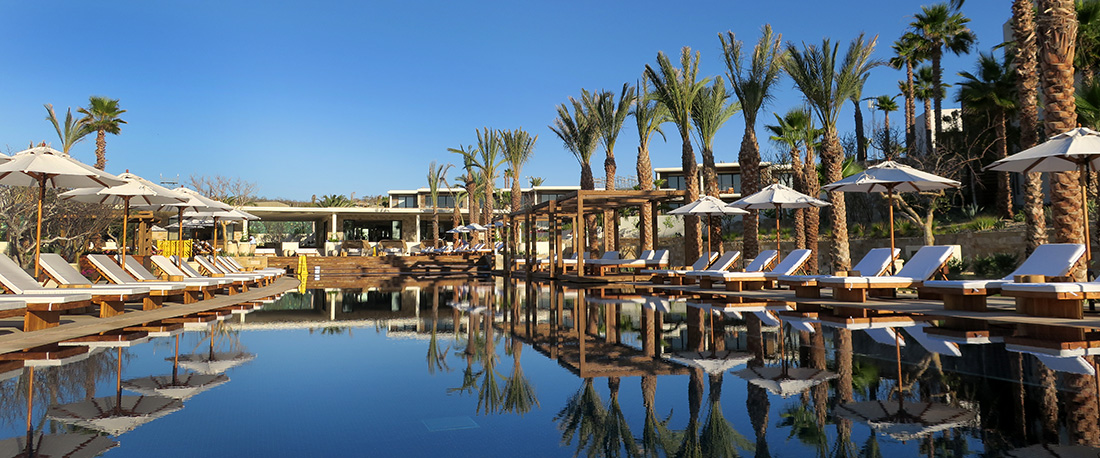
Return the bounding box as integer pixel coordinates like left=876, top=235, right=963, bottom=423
left=44, top=104, right=90, bottom=154
left=785, top=34, right=879, bottom=272
left=426, top=287, right=450, bottom=375
left=1039, top=0, right=1086, bottom=279
left=77, top=96, right=126, bottom=170
left=890, top=32, right=929, bottom=157
left=910, top=3, right=976, bottom=149
left=957, top=52, right=1017, bottom=219
left=475, top=128, right=504, bottom=228
left=598, top=377, right=639, bottom=456
left=500, top=129, right=537, bottom=212
left=427, top=161, right=454, bottom=248
left=550, top=91, right=601, bottom=255
left=590, top=84, right=637, bottom=251
left=700, top=373, right=754, bottom=458
left=1007, top=0, right=1042, bottom=257
left=633, top=78, right=670, bottom=251
left=645, top=48, right=708, bottom=262
left=913, top=65, right=939, bottom=154
left=691, top=76, right=741, bottom=254
left=528, top=176, right=545, bottom=187
left=501, top=337, right=539, bottom=415
left=722, top=25, right=786, bottom=260
left=873, top=95, right=899, bottom=159
left=449, top=145, right=480, bottom=240
left=766, top=108, right=821, bottom=261
left=555, top=378, right=608, bottom=456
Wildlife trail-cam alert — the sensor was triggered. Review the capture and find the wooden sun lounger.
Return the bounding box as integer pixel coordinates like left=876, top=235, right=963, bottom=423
left=696, top=250, right=778, bottom=290
left=0, top=295, right=92, bottom=332
left=0, top=254, right=149, bottom=320
left=78, top=254, right=190, bottom=308
left=642, top=252, right=724, bottom=285
left=705, top=249, right=810, bottom=292
left=776, top=248, right=900, bottom=298
left=816, top=245, right=956, bottom=302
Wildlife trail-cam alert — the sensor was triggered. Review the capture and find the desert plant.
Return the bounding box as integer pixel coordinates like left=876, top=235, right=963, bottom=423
left=971, top=252, right=1018, bottom=278
left=966, top=215, right=1000, bottom=231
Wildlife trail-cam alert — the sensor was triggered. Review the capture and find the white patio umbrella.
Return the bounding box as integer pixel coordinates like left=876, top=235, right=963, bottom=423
left=986, top=127, right=1100, bottom=260
left=834, top=399, right=978, bottom=441
left=59, top=172, right=186, bottom=269
left=0, top=432, right=118, bottom=458
left=823, top=161, right=960, bottom=271
left=1004, top=444, right=1100, bottom=458
left=733, top=365, right=838, bottom=397
left=171, top=187, right=234, bottom=255
left=731, top=183, right=829, bottom=257
left=124, top=335, right=228, bottom=400
left=669, top=350, right=753, bottom=375
left=464, top=223, right=488, bottom=232
left=176, top=351, right=255, bottom=375
left=182, top=208, right=253, bottom=257
left=46, top=347, right=183, bottom=437
left=0, top=145, right=125, bottom=277
left=669, top=195, right=749, bottom=258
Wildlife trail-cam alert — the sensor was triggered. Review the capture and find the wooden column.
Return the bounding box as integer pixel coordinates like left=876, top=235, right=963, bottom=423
left=549, top=200, right=559, bottom=279
left=524, top=211, right=533, bottom=281
left=650, top=199, right=659, bottom=252
left=577, top=288, right=586, bottom=371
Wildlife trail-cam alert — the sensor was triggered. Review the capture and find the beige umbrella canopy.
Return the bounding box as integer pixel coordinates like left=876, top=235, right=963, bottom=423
left=175, top=351, right=255, bottom=375
left=124, top=334, right=230, bottom=400
left=59, top=172, right=186, bottom=269
left=823, top=161, right=960, bottom=272
left=183, top=208, right=258, bottom=256
left=0, top=145, right=125, bottom=277
left=669, top=196, right=749, bottom=258
left=834, top=399, right=978, bottom=442
left=731, top=183, right=829, bottom=257
left=167, top=187, right=233, bottom=256
left=986, top=127, right=1100, bottom=260
left=0, top=432, right=118, bottom=458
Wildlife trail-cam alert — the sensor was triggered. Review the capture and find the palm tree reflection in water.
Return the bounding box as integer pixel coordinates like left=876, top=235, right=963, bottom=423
left=555, top=378, right=608, bottom=456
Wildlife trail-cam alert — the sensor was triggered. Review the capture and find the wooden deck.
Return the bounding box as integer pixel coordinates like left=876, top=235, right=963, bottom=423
left=0, top=276, right=299, bottom=355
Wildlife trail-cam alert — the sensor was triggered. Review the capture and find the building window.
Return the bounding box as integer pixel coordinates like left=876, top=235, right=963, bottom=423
left=344, top=220, right=402, bottom=242
left=392, top=195, right=417, bottom=208
left=538, top=193, right=569, bottom=204
left=717, top=173, right=740, bottom=193
left=424, top=195, right=455, bottom=209
left=666, top=175, right=685, bottom=190
left=419, top=220, right=454, bottom=241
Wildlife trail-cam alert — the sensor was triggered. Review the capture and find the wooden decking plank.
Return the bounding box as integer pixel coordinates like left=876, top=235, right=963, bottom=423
left=0, top=277, right=297, bottom=355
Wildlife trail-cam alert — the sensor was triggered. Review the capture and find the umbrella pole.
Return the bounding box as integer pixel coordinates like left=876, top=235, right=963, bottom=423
left=121, top=197, right=130, bottom=270
left=116, top=347, right=123, bottom=409
left=212, top=216, right=218, bottom=257
left=25, top=366, right=33, bottom=447
left=889, top=188, right=896, bottom=275
left=178, top=207, right=185, bottom=268
left=895, top=327, right=903, bottom=409
left=1080, top=163, right=1092, bottom=263
left=173, top=334, right=180, bottom=385
left=775, top=204, right=782, bottom=257
left=34, top=177, right=45, bottom=280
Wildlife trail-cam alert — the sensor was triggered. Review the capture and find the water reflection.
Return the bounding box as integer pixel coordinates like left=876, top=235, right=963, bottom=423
left=0, top=275, right=1097, bottom=456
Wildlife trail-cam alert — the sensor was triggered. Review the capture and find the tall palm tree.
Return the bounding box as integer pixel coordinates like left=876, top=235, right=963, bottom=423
left=913, top=65, right=939, bottom=154
left=873, top=95, right=899, bottom=159
left=427, top=161, right=454, bottom=248
left=957, top=52, right=1017, bottom=219
left=501, top=128, right=537, bottom=212
left=645, top=48, right=708, bottom=262
left=766, top=108, right=821, bottom=258
left=722, top=25, right=786, bottom=260
left=590, top=84, right=637, bottom=251
left=785, top=34, right=880, bottom=272
left=632, top=79, right=670, bottom=251
left=890, top=32, right=928, bottom=157
left=475, top=128, right=504, bottom=228
left=691, top=76, right=741, bottom=254
left=910, top=3, right=976, bottom=149
left=44, top=104, right=90, bottom=154
left=550, top=92, right=601, bottom=255
left=449, top=145, right=480, bottom=240
left=700, top=373, right=753, bottom=458
left=1013, top=0, right=1048, bottom=255
left=501, top=337, right=539, bottom=415
left=1038, top=0, right=1086, bottom=279
left=1077, top=0, right=1100, bottom=86
left=77, top=96, right=126, bottom=170
left=555, top=378, right=608, bottom=456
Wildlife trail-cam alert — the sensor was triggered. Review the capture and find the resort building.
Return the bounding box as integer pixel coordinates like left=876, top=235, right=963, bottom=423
left=655, top=161, right=792, bottom=205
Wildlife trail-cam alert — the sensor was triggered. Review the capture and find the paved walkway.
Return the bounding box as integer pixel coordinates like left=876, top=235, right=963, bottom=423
left=0, top=277, right=299, bottom=354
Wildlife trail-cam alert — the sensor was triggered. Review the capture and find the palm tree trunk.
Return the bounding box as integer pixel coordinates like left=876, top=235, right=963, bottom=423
left=740, top=125, right=761, bottom=260
left=637, top=145, right=654, bottom=251
left=702, top=144, right=720, bottom=254
left=483, top=175, right=494, bottom=230
left=95, top=129, right=107, bottom=170
left=823, top=129, right=851, bottom=271
left=923, top=98, right=933, bottom=155
left=804, top=143, right=820, bottom=274
left=932, top=48, right=944, bottom=148
left=883, top=111, right=892, bottom=159
left=791, top=147, right=806, bottom=249
left=581, top=163, right=598, bottom=256
left=853, top=101, right=867, bottom=162
left=1038, top=0, right=1086, bottom=279
left=1066, top=369, right=1100, bottom=445
left=681, top=136, right=701, bottom=263
left=1038, top=364, right=1060, bottom=442
left=1014, top=0, right=1048, bottom=255
left=995, top=110, right=1013, bottom=219
left=432, top=209, right=440, bottom=248
left=604, top=151, right=617, bottom=252
left=511, top=171, right=522, bottom=212
left=905, top=60, right=916, bottom=157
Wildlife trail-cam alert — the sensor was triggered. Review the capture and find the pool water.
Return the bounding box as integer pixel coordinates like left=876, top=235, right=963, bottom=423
left=0, top=276, right=1096, bottom=457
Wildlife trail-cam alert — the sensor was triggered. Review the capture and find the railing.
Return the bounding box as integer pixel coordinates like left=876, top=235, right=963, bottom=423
left=157, top=240, right=193, bottom=258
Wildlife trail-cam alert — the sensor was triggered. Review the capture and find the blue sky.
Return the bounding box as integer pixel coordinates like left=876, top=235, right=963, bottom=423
left=0, top=0, right=1010, bottom=201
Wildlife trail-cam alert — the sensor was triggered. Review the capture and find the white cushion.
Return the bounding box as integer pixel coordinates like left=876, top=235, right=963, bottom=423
left=922, top=279, right=1006, bottom=291
left=1001, top=282, right=1100, bottom=294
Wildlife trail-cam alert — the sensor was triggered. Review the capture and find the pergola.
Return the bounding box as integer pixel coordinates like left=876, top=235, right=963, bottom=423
left=505, top=189, right=687, bottom=279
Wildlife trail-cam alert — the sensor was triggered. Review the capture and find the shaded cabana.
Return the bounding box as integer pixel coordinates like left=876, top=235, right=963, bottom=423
left=506, top=189, right=686, bottom=280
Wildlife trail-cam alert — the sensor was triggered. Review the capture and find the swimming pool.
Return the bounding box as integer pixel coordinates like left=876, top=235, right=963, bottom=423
left=0, top=277, right=1094, bottom=456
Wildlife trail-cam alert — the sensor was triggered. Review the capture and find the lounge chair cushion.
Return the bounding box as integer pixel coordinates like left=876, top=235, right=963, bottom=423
left=682, top=251, right=743, bottom=277
left=922, top=243, right=1084, bottom=292
left=820, top=245, right=955, bottom=287
left=1000, top=282, right=1100, bottom=294
left=744, top=250, right=780, bottom=273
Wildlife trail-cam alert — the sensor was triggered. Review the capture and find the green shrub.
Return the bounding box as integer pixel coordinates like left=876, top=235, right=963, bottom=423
left=944, top=257, right=969, bottom=280
left=971, top=252, right=1018, bottom=278
left=1013, top=211, right=1025, bottom=222
left=966, top=215, right=1000, bottom=232
left=850, top=223, right=865, bottom=238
